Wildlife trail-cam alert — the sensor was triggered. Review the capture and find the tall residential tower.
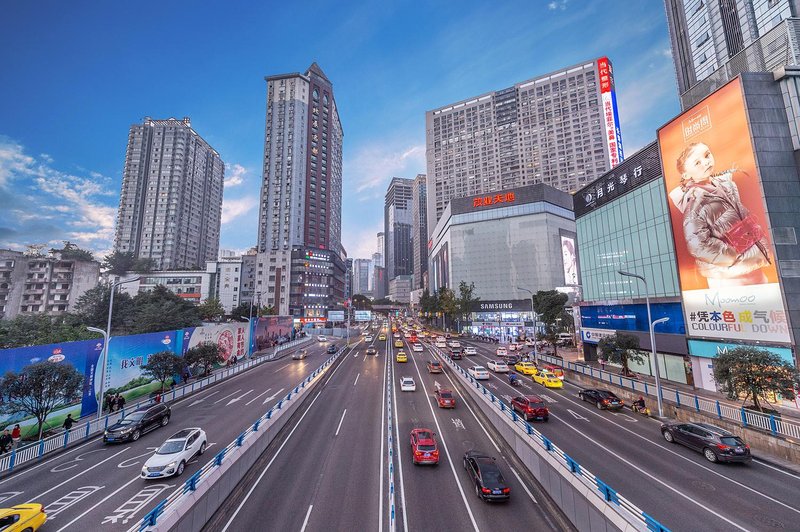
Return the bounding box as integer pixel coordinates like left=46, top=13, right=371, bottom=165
left=384, top=178, right=414, bottom=291
left=411, top=173, right=428, bottom=290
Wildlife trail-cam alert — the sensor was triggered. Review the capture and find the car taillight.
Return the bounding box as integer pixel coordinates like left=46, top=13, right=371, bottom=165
left=481, top=487, right=492, bottom=494
left=716, top=444, right=731, bottom=451
left=502, top=488, right=511, bottom=494
left=602, top=399, right=610, bottom=404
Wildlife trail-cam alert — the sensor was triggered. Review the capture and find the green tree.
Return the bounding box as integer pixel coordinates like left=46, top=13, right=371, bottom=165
left=0, top=361, right=84, bottom=440
left=197, top=298, right=225, bottom=322
left=228, top=302, right=252, bottom=320
left=0, top=314, right=99, bottom=349
left=102, top=251, right=156, bottom=275
left=436, top=286, right=458, bottom=330
left=71, top=282, right=135, bottom=333
left=184, top=342, right=223, bottom=377
left=712, top=346, right=800, bottom=412
left=126, top=285, right=202, bottom=334
left=456, top=281, right=480, bottom=323
left=259, top=305, right=277, bottom=317
left=598, top=332, right=643, bottom=375
left=50, top=241, right=95, bottom=262
left=141, top=351, right=183, bottom=392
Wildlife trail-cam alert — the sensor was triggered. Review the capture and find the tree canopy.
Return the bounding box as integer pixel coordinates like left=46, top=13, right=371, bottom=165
left=712, top=346, right=800, bottom=412
left=101, top=251, right=156, bottom=276
left=126, top=285, right=202, bottom=334
left=598, top=332, right=642, bottom=375
left=457, top=281, right=480, bottom=320
left=141, top=351, right=183, bottom=392
left=184, top=342, right=223, bottom=377
left=197, top=298, right=225, bottom=322
left=50, top=241, right=95, bottom=262
left=351, top=294, right=372, bottom=310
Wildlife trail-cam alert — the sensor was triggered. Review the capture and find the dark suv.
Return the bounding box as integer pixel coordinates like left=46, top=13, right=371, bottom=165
left=661, top=422, right=751, bottom=463
left=327, top=344, right=338, bottom=354
left=104, top=403, right=171, bottom=443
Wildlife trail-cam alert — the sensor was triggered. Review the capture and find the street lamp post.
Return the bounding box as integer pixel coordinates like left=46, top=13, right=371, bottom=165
left=95, top=276, right=139, bottom=421
left=516, top=287, right=537, bottom=358
left=617, top=270, right=667, bottom=418
left=87, top=326, right=107, bottom=419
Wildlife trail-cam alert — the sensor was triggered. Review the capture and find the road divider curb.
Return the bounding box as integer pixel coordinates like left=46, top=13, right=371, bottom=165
left=433, top=345, right=669, bottom=532
left=125, top=342, right=343, bottom=531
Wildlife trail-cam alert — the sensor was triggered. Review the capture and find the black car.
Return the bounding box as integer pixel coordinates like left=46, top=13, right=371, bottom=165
left=366, top=346, right=377, bottom=355
left=104, top=403, right=171, bottom=443
left=463, top=451, right=510, bottom=501
left=327, top=344, right=338, bottom=354
left=661, top=422, right=752, bottom=463
left=450, top=348, right=463, bottom=360
left=578, top=389, right=624, bottom=410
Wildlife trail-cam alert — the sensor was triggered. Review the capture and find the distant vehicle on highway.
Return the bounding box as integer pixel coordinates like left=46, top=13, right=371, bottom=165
left=400, top=377, right=416, bottom=392
left=104, top=403, right=171, bottom=443
left=410, top=428, right=439, bottom=465
left=541, top=364, right=565, bottom=380
left=487, top=360, right=509, bottom=373
left=496, top=347, right=507, bottom=357
left=378, top=334, right=386, bottom=341
left=448, top=340, right=461, bottom=349
left=427, top=360, right=443, bottom=373
left=396, top=351, right=408, bottom=363
left=326, top=344, right=338, bottom=354
left=394, top=339, right=404, bottom=348
left=435, top=388, right=455, bottom=408
left=463, top=451, right=510, bottom=501
left=661, top=422, right=751, bottom=463
left=578, top=389, right=624, bottom=410
left=450, top=349, right=463, bottom=360
left=511, top=395, right=549, bottom=422
left=435, top=338, right=447, bottom=348
left=468, top=366, right=490, bottom=380
left=292, top=349, right=308, bottom=360
left=366, top=346, right=377, bottom=355
left=142, top=428, right=207, bottom=479
left=365, top=335, right=374, bottom=342
left=317, top=335, right=327, bottom=342
left=464, top=346, right=477, bottom=356
left=0, top=503, right=47, bottom=531
left=412, top=343, right=424, bottom=352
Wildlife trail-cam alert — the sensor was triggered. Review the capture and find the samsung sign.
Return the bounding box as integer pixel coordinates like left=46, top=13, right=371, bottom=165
left=472, top=300, right=531, bottom=312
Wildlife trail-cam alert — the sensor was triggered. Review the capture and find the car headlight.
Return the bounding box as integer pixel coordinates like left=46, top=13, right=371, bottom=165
left=167, top=461, right=177, bottom=469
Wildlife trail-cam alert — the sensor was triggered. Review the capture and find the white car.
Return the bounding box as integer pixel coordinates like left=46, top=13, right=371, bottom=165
left=412, top=343, right=424, bottom=352
left=468, top=366, right=490, bottom=380
left=365, top=335, right=374, bottom=342
left=435, top=339, right=447, bottom=348
left=487, top=360, right=509, bottom=373
left=448, top=341, right=461, bottom=349
left=317, top=335, right=327, bottom=342
left=508, top=343, right=520, bottom=352
left=464, top=346, right=477, bottom=356
left=496, top=347, right=507, bottom=357
left=400, top=377, right=416, bottom=392
left=142, top=428, right=207, bottom=479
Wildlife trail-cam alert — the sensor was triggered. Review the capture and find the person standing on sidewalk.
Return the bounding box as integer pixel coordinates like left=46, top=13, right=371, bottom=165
left=10, top=424, right=20, bottom=450
left=0, top=430, right=11, bottom=454
left=599, top=357, right=606, bottom=371
left=63, top=414, right=74, bottom=432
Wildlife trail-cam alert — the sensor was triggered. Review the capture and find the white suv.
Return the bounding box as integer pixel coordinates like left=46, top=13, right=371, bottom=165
left=468, top=366, right=490, bottom=380
left=464, top=346, right=477, bottom=356
left=142, top=428, right=207, bottom=479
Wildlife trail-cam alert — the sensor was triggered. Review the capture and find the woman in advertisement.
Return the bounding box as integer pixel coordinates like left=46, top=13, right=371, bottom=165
left=668, top=141, right=771, bottom=288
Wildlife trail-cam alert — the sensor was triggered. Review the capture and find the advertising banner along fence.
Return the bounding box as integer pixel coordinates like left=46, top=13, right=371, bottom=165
left=658, top=77, right=791, bottom=344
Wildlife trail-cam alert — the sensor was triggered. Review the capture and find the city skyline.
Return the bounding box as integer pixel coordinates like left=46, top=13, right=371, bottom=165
left=0, top=1, right=679, bottom=262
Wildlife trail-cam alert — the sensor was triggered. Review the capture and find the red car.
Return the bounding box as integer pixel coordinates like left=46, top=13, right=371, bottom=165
left=435, top=388, right=456, bottom=408
left=510, top=395, right=549, bottom=422
left=410, top=428, right=439, bottom=465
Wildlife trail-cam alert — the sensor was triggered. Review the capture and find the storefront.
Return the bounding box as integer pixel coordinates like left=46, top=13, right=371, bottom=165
left=465, top=300, right=535, bottom=340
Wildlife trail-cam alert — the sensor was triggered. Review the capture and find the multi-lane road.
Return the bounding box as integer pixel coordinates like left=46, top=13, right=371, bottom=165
left=8, top=319, right=800, bottom=531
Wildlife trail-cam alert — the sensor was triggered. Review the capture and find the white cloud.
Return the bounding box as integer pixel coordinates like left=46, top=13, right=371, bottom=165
left=225, top=163, right=248, bottom=187
left=347, top=142, right=426, bottom=197
left=221, top=196, right=258, bottom=224
left=342, top=221, right=383, bottom=260
left=548, top=0, right=568, bottom=10
left=0, top=138, right=38, bottom=188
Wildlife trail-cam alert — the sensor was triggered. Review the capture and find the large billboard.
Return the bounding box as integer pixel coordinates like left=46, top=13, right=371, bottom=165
left=253, top=316, right=294, bottom=352
left=598, top=57, right=624, bottom=168
left=658, top=78, right=790, bottom=344
left=354, top=310, right=373, bottom=322
left=561, top=235, right=578, bottom=285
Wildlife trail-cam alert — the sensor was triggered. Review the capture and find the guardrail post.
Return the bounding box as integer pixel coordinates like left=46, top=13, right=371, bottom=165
left=8, top=450, right=15, bottom=471
left=644, top=382, right=648, bottom=396
left=596, top=479, right=619, bottom=504
left=277, top=400, right=284, bottom=409
left=694, top=395, right=700, bottom=412
left=590, top=367, right=594, bottom=378
left=253, top=419, right=261, bottom=432
left=642, top=512, right=669, bottom=532
left=63, top=430, right=69, bottom=448
left=542, top=436, right=553, bottom=451
left=564, top=454, right=581, bottom=474
left=715, top=401, right=722, bottom=419
left=266, top=410, right=272, bottom=420
left=236, top=432, right=246, bottom=446
left=85, top=422, right=91, bottom=438
left=511, top=411, right=517, bottom=422
left=140, top=499, right=168, bottom=530
left=38, top=439, right=45, bottom=457
left=618, top=375, right=623, bottom=387
left=526, top=423, right=533, bottom=435
left=214, top=448, right=226, bottom=466
left=740, top=408, right=747, bottom=427
left=675, top=390, right=681, bottom=407
left=184, top=470, right=202, bottom=493
left=769, top=415, right=778, bottom=435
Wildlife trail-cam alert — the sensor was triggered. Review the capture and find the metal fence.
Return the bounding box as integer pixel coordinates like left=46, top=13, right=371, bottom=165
left=535, top=353, right=800, bottom=441
left=0, top=336, right=312, bottom=475
left=133, top=344, right=345, bottom=531
left=432, top=345, right=670, bottom=532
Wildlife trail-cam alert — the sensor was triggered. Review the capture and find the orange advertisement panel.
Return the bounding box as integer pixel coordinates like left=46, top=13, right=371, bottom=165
left=658, top=78, right=790, bottom=344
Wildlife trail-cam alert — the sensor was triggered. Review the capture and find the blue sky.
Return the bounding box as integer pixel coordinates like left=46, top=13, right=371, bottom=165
left=0, top=0, right=680, bottom=261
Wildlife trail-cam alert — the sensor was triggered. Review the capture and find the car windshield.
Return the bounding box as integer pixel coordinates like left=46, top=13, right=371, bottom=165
left=720, top=436, right=743, bottom=446
left=118, top=412, right=145, bottom=425
left=439, top=392, right=453, bottom=399
left=418, top=444, right=436, bottom=451
left=157, top=440, right=186, bottom=454
left=530, top=402, right=545, bottom=409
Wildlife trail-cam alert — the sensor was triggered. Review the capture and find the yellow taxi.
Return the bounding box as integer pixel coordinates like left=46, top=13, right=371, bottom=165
left=394, top=339, right=404, bottom=348
left=514, top=361, right=538, bottom=376
left=378, top=334, right=386, bottom=341
left=533, top=370, right=563, bottom=388
left=0, top=504, right=47, bottom=531
left=396, top=351, right=408, bottom=363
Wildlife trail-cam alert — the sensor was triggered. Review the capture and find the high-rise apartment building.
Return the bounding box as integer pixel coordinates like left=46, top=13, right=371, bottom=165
left=352, top=258, right=372, bottom=296
left=256, top=63, right=345, bottom=318
left=664, top=0, right=799, bottom=109
left=425, top=58, right=623, bottom=232
left=114, top=117, right=224, bottom=270
left=374, top=232, right=385, bottom=268
left=384, top=178, right=414, bottom=291
left=411, top=174, right=428, bottom=290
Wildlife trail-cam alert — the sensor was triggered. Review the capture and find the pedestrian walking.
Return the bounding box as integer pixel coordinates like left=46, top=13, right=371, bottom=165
left=599, top=357, right=606, bottom=371
left=116, top=394, right=126, bottom=411
left=0, top=430, right=11, bottom=454
left=10, top=424, right=20, bottom=450
left=63, top=414, right=74, bottom=432
left=170, top=379, right=176, bottom=391
left=104, top=394, right=114, bottom=414
left=154, top=393, right=161, bottom=404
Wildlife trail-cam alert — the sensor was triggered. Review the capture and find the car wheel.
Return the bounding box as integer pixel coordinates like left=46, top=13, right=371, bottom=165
left=131, top=429, right=141, bottom=442
left=703, top=448, right=718, bottom=463
left=21, top=528, right=33, bottom=532
left=176, top=460, right=186, bottom=476
left=596, top=400, right=604, bottom=410
left=199, top=441, right=207, bottom=455
left=161, top=415, right=170, bottom=427
left=662, top=430, right=675, bottom=443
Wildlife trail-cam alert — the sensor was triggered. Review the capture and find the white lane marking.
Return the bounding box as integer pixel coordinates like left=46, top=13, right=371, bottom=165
left=558, top=381, right=800, bottom=515
left=50, top=449, right=106, bottom=473
left=263, top=387, right=286, bottom=405
left=116, top=448, right=159, bottom=468
left=508, top=466, right=537, bottom=504
left=45, top=485, right=104, bottom=519
left=102, top=482, right=175, bottom=524
left=353, top=352, right=359, bottom=357
left=245, top=388, right=272, bottom=406
left=378, top=348, right=387, bottom=532
left=27, top=447, right=128, bottom=503
left=611, top=411, right=638, bottom=423
left=227, top=389, right=254, bottom=406
left=0, top=492, right=22, bottom=505
left=220, top=348, right=352, bottom=532
left=551, top=412, right=749, bottom=531
left=539, top=393, right=557, bottom=403
left=567, top=409, right=589, bottom=421
left=390, top=345, right=410, bottom=532
left=753, top=458, right=800, bottom=479
left=300, top=504, right=313, bottom=532
left=335, top=409, right=347, bottom=437
left=408, top=346, right=480, bottom=532
left=353, top=373, right=360, bottom=387
left=188, top=389, right=220, bottom=406
left=213, top=388, right=242, bottom=405
left=451, top=418, right=466, bottom=431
